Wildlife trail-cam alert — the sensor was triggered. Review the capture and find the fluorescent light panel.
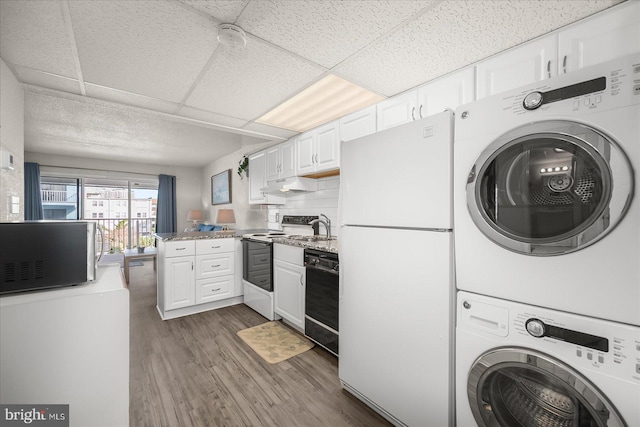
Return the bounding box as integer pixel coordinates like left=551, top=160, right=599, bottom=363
left=256, top=74, right=384, bottom=132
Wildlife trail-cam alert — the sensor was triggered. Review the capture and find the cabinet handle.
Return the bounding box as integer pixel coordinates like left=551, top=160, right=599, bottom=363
left=411, top=106, right=416, bottom=121
left=176, top=247, right=186, bottom=251
left=547, top=60, right=551, bottom=78
left=210, top=245, right=221, bottom=249
left=211, top=288, right=221, bottom=292
left=211, top=264, right=221, bottom=268
left=418, top=105, right=423, bottom=119
left=191, top=262, right=194, bottom=270
left=562, top=55, right=567, bottom=74
left=259, top=258, right=268, bottom=262
left=300, top=276, right=304, bottom=286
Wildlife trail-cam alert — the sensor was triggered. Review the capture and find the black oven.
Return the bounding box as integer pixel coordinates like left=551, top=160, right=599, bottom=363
left=304, top=248, right=339, bottom=356
left=242, top=239, right=272, bottom=292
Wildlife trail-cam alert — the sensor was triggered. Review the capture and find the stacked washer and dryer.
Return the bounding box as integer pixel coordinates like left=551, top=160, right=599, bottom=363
left=453, top=53, right=640, bottom=426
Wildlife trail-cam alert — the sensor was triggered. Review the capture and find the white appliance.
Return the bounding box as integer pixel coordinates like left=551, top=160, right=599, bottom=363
left=339, top=111, right=455, bottom=426
left=456, top=290, right=640, bottom=427
left=242, top=215, right=318, bottom=320
left=454, top=53, right=639, bottom=326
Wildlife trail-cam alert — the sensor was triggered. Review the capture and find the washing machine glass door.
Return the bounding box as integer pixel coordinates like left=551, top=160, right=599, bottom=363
left=467, top=120, right=633, bottom=255
left=467, top=348, right=625, bottom=427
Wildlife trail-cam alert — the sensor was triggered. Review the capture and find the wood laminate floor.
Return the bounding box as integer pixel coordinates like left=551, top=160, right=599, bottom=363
left=128, top=261, right=392, bottom=427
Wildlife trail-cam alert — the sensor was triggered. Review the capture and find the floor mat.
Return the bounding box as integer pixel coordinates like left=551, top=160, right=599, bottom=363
left=237, top=321, right=314, bottom=364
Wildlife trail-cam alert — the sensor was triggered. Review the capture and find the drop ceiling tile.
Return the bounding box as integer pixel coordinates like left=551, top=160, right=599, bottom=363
left=0, top=0, right=77, bottom=78
left=24, top=90, right=249, bottom=167
left=68, top=0, right=218, bottom=103
left=14, top=66, right=83, bottom=95
left=177, top=0, right=249, bottom=23
left=237, top=0, right=436, bottom=69
left=85, top=83, right=179, bottom=114
left=185, top=38, right=325, bottom=121
left=336, top=0, right=618, bottom=97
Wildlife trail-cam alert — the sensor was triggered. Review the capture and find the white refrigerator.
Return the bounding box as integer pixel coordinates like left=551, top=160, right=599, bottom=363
left=339, top=110, right=455, bottom=427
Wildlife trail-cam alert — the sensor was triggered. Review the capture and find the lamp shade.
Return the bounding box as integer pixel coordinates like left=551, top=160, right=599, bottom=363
left=186, top=210, right=203, bottom=222
left=215, top=208, right=236, bottom=225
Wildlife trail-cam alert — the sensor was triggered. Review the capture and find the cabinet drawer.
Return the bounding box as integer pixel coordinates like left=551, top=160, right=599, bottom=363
left=196, top=253, right=234, bottom=279
left=163, top=240, right=196, bottom=257
left=196, top=276, right=232, bottom=304
left=196, top=238, right=234, bottom=254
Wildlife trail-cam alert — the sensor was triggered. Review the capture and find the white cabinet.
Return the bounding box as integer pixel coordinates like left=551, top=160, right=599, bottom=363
left=558, top=0, right=640, bottom=74
left=296, top=120, right=340, bottom=175
left=476, top=1, right=640, bottom=99
left=418, top=67, right=475, bottom=117
left=266, top=139, right=296, bottom=182
left=162, top=241, right=196, bottom=311
left=274, top=244, right=305, bottom=331
left=376, top=90, right=418, bottom=131
left=377, top=67, right=474, bottom=130
left=476, top=34, right=557, bottom=99
left=248, top=150, right=285, bottom=205
left=157, top=237, right=240, bottom=319
left=339, top=105, right=377, bottom=142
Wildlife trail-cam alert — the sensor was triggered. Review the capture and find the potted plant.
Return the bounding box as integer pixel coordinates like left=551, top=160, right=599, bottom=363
left=237, top=155, right=249, bottom=180
left=138, top=235, right=153, bottom=253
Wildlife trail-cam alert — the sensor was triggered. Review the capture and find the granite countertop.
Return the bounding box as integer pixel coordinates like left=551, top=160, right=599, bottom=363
left=272, top=236, right=339, bottom=254
left=154, top=228, right=270, bottom=242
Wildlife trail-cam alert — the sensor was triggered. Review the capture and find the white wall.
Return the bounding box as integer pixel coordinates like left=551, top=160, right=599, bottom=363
left=23, top=152, right=202, bottom=229
left=201, top=140, right=269, bottom=230
left=0, top=58, right=25, bottom=221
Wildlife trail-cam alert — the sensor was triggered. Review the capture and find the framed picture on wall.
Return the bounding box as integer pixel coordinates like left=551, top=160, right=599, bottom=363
left=211, top=169, right=232, bottom=205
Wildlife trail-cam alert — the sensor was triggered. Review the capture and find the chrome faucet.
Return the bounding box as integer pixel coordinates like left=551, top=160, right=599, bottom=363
left=309, top=214, right=331, bottom=239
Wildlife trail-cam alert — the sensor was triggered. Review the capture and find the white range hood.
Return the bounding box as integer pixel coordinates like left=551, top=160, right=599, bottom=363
left=263, top=176, right=317, bottom=193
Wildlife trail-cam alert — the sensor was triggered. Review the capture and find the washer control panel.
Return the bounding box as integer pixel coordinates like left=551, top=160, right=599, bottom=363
left=501, top=53, right=640, bottom=117
left=458, top=292, right=640, bottom=382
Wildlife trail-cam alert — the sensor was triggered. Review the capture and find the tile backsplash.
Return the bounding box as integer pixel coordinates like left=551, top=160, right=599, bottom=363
left=276, top=176, right=340, bottom=237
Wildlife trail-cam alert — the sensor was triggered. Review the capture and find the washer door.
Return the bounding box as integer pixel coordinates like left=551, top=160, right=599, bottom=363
left=467, top=120, right=633, bottom=255
left=467, top=347, right=626, bottom=427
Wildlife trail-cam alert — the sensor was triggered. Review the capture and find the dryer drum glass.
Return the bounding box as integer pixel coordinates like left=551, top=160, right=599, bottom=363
left=478, top=137, right=611, bottom=241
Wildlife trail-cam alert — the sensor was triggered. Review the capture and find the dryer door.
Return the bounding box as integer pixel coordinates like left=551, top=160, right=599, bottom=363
left=467, top=120, right=633, bottom=255
left=467, top=347, right=625, bottom=427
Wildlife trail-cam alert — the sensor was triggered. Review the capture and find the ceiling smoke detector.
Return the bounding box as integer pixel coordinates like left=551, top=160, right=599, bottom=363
left=217, top=24, right=247, bottom=48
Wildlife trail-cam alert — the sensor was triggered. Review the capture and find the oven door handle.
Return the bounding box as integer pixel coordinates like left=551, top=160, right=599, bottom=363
left=306, top=264, right=338, bottom=275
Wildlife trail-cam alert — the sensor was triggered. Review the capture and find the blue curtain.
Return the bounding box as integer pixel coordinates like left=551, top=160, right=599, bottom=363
left=24, top=162, right=43, bottom=220
left=156, top=174, right=177, bottom=233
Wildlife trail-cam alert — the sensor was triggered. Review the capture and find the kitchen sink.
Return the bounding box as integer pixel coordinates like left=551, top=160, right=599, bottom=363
left=286, top=235, right=336, bottom=242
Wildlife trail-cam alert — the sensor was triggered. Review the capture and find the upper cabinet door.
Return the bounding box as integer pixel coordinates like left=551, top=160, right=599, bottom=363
left=248, top=151, right=267, bottom=204
left=476, top=34, right=557, bottom=100
left=376, top=90, right=418, bottom=131
left=280, top=139, right=296, bottom=179
left=265, top=147, right=281, bottom=182
left=558, top=1, right=640, bottom=74
left=315, top=121, right=340, bottom=172
left=296, top=132, right=316, bottom=175
left=340, top=105, right=377, bottom=142
left=417, top=67, right=475, bottom=118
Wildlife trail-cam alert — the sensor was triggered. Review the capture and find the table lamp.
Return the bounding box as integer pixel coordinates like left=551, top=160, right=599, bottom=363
left=216, top=209, right=236, bottom=231
left=186, top=210, right=203, bottom=228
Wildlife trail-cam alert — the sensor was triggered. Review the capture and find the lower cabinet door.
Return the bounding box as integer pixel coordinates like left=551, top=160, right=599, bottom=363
left=165, top=256, right=195, bottom=310
left=196, top=276, right=233, bottom=304
left=274, top=260, right=305, bottom=330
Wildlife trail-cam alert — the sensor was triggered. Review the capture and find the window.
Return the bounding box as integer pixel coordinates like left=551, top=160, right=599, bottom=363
left=40, top=173, right=158, bottom=253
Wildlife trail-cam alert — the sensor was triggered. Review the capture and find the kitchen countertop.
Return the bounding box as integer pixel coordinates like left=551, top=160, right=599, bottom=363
left=272, top=236, right=339, bottom=254
left=154, top=229, right=267, bottom=241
